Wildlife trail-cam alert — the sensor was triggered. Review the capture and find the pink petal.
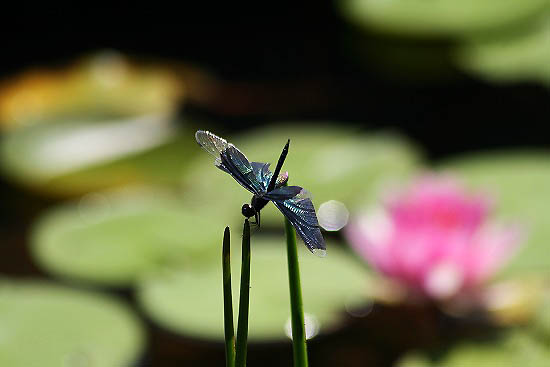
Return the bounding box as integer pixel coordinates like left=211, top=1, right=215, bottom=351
left=344, top=174, right=524, bottom=301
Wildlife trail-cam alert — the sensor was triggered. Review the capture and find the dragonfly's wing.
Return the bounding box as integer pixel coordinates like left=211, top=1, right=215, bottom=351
left=251, top=162, right=272, bottom=192
left=267, top=187, right=326, bottom=255
left=195, top=130, right=265, bottom=194
left=250, top=162, right=289, bottom=192
left=195, top=130, right=229, bottom=163
left=263, top=185, right=303, bottom=201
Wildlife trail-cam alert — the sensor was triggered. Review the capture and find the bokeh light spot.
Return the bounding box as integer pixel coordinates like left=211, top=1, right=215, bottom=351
left=318, top=200, right=349, bottom=231
left=284, top=313, right=320, bottom=341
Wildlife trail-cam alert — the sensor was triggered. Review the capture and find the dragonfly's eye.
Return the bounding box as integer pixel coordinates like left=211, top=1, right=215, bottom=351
left=242, top=204, right=255, bottom=218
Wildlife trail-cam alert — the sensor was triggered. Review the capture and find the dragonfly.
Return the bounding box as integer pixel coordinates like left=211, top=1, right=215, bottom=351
left=195, top=130, right=326, bottom=255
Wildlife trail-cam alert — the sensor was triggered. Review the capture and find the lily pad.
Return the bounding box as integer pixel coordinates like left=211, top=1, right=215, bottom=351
left=0, top=278, right=144, bottom=367
left=0, top=116, right=195, bottom=196
left=339, top=0, right=549, bottom=38
left=440, top=151, right=550, bottom=277
left=183, top=124, right=421, bottom=229
left=454, top=14, right=550, bottom=85
left=31, top=188, right=225, bottom=286
left=137, top=237, right=372, bottom=341
left=397, top=330, right=550, bottom=366
left=398, top=284, right=550, bottom=366
left=529, top=281, right=550, bottom=344
left=0, top=51, right=185, bottom=131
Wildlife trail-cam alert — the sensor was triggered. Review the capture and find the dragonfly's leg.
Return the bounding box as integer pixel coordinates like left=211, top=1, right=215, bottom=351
left=255, top=211, right=261, bottom=228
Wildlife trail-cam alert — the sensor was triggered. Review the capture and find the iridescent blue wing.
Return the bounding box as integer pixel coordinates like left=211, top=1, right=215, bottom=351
left=263, top=185, right=302, bottom=201
left=250, top=162, right=272, bottom=191
left=195, top=130, right=265, bottom=194
left=265, top=186, right=326, bottom=255
left=250, top=162, right=289, bottom=192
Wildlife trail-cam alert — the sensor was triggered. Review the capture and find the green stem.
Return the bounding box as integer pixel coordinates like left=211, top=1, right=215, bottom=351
left=235, top=219, right=251, bottom=367
left=284, top=216, right=308, bottom=367
left=222, top=226, right=235, bottom=367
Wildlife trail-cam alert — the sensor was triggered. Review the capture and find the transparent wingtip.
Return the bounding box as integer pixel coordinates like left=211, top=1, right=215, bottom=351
left=312, top=249, right=327, bottom=258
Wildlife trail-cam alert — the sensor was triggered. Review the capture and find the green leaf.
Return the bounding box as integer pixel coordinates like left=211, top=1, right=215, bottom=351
left=440, top=150, right=550, bottom=277
left=235, top=220, right=251, bottom=367
left=30, top=188, right=225, bottom=286
left=137, top=238, right=372, bottom=342
left=401, top=331, right=550, bottom=366
left=0, top=278, right=144, bottom=367
left=0, top=116, right=194, bottom=196
left=398, top=285, right=550, bottom=366
left=454, top=13, right=550, bottom=85
left=529, top=282, right=550, bottom=345
left=339, top=0, right=549, bottom=38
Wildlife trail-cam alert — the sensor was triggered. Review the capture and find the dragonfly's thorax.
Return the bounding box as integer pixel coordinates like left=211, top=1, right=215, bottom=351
left=251, top=194, right=269, bottom=212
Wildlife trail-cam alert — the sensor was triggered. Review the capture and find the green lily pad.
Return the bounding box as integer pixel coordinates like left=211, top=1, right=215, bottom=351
left=0, top=115, right=194, bottom=196
left=454, top=14, right=550, bottom=85
left=31, top=188, right=226, bottom=286
left=183, top=124, right=421, bottom=229
left=399, top=284, right=550, bottom=366
left=440, top=151, right=550, bottom=277
left=339, top=0, right=549, bottom=38
left=529, top=281, right=550, bottom=344
left=0, top=278, right=144, bottom=367
left=397, top=330, right=550, bottom=366
left=137, top=237, right=372, bottom=341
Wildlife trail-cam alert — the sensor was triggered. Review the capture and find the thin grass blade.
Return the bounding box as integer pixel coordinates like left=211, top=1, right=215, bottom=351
left=235, top=219, right=251, bottom=367
left=222, top=226, right=236, bottom=367
left=284, top=215, right=309, bottom=367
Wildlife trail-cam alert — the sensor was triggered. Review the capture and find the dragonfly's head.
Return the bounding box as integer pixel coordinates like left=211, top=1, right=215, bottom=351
left=242, top=203, right=256, bottom=218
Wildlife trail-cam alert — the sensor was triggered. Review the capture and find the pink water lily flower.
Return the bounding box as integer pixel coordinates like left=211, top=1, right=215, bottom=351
left=345, top=176, right=522, bottom=301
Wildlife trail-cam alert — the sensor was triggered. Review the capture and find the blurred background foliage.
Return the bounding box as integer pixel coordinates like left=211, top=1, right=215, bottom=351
left=0, top=2, right=548, bottom=367
left=339, top=0, right=550, bottom=84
